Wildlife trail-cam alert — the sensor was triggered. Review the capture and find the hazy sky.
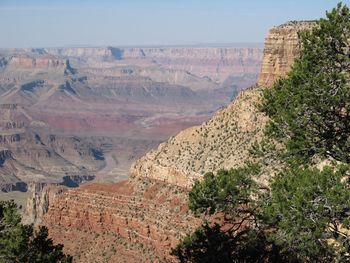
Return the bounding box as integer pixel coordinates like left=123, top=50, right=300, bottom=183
left=0, top=0, right=347, bottom=48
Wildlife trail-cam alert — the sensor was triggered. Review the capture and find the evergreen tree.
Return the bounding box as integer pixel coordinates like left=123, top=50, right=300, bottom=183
left=264, top=166, right=350, bottom=262
left=0, top=200, right=72, bottom=263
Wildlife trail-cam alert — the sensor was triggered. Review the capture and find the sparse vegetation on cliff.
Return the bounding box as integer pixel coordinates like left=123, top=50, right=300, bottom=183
left=173, top=3, right=350, bottom=262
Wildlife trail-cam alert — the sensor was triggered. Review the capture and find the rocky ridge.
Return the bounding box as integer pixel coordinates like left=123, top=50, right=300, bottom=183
left=30, top=178, right=199, bottom=262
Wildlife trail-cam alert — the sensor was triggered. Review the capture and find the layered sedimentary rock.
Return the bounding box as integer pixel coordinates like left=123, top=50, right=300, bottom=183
left=257, top=21, right=315, bottom=87
left=32, top=179, right=200, bottom=262
left=132, top=21, right=316, bottom=188
left=0, top=104, right=103, bottom=191
left=46, top=46, right=263, bottom=83
left=8, top=55, right=65, bottom=69
left=32, top=21, right=311, bottom=262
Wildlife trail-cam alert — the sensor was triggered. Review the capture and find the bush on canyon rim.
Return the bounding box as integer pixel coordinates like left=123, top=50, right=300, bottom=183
left=173, top=3, right=350, bottom=262
left=0, top=200, right=72, bottom=263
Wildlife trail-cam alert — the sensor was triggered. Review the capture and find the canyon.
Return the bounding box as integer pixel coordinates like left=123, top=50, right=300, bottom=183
left=25, top=21, right=315, bottom=262
left=0, top=45, right=262, bottom=194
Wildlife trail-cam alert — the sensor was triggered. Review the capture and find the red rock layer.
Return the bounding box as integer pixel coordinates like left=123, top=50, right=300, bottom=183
left=41, top=179, right=200, bottom=262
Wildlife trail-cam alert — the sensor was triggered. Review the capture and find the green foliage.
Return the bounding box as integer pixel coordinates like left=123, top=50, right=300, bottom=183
left=262, top=3, right=350, bottom=165
left=0, top=200, right=72, bottom=263
left=171, top=222, right=287, bottom=263
left=189, top=164, right=259, bottom=216
left=171, top=223, right=235, bottom=263
left=264, top=166, right=350, bottom=262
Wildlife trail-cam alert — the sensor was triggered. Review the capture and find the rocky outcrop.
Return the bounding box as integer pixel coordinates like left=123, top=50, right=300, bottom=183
left=24, top=184, right=66, bottom=224
left=257, top=21, right=315, bottom=87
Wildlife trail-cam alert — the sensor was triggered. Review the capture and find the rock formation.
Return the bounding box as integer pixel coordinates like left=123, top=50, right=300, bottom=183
left=131, top=21, right=316, bottom=188
left=37, top=179, right=200, bottom=262
left=257, top=21, right=315, bottom=87
left=29, top=21, right=314, bottom=262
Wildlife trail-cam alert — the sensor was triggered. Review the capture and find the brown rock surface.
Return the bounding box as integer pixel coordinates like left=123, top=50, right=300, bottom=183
left=8, top=55, right=65, bottom=69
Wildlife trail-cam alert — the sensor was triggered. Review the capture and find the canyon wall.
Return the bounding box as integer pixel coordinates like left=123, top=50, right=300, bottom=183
left=31, top=21, right=314, bottom=262
left=8, top=55, right=65, bottom=70
left=33, top=179, right=200, bottom=262
left=46, top=46, right=263, bottom=83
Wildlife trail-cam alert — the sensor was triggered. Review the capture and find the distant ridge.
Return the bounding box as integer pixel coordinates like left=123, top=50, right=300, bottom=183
left=0, top=43, right=264, bottom=50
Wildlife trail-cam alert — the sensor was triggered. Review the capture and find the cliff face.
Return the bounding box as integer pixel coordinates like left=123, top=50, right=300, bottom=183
left=257, top=21, right=315, bottom=87
left=37, top=179, right=200, bottom=262
left=34, top=21, right=310, bottom=262
left=0, top=45, right=263, bottom=187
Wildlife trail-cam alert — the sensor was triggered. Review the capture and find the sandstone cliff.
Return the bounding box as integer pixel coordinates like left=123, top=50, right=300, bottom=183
left=257, top=21, right=315, bottom=87
left=34, top=21, right=313, bottom=262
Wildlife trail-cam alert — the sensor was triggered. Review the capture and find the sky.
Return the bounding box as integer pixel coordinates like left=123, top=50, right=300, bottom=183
left=0, top=0, right=348, bottom=48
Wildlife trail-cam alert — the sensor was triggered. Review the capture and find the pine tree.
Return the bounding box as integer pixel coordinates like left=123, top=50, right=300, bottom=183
left=0, top=200, right=72, bottom=263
